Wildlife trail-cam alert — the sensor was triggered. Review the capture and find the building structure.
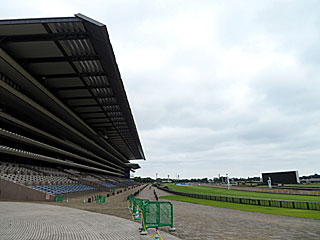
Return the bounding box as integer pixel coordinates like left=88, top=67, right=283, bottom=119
left=0, top=14, right=144, bottom=200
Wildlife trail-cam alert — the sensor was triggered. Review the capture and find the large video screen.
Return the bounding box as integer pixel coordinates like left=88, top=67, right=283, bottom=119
left=262, top=171, right=299, bottom=184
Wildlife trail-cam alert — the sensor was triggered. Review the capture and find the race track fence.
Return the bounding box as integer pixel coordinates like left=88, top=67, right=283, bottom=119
left=158, top=187, right=320, bottom=211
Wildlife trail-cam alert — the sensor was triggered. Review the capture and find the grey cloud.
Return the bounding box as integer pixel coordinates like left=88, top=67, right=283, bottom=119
left=1, top=0, right=319, bottom=178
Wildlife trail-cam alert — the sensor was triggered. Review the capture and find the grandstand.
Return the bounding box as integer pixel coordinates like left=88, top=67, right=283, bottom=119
left=0, top=14, right=144, bottom=201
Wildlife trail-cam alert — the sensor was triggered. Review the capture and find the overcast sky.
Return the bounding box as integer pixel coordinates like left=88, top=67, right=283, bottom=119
left=1, top=0, right=320, bottom=179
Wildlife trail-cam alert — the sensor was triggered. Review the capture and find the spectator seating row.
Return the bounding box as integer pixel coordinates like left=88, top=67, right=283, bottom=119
left=0, top=159, right=138, bottom=196
left=64, top=169, right=81, bottom=176
left=78, top=174, right=136, bottom=188
left=34, top=167, right=70, bottom=177
left=0, top=173, right=76, bottom=186
left=0, top=162, right=76, bottom=185
left=28, top=184, right=94, bottom=195
left=100, top=183, right=116, bottom=188
left=1, top=161, right=139, bottom=188
left=81, top=175, right=101, bottom=182
left=0, top=162, right=38, bottom=175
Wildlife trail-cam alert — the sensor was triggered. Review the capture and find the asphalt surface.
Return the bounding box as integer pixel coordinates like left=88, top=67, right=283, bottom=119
left=0, top=201, right=181, bottom=240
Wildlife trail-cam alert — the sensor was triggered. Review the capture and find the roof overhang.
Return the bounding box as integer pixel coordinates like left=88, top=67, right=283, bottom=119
left=125, top=163, right=141, bottom=170
left=0, top=14, right=145, bottom=161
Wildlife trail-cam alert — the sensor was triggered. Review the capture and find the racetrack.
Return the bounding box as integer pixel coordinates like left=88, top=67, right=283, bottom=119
left=137, top=186, right=320, bottom=240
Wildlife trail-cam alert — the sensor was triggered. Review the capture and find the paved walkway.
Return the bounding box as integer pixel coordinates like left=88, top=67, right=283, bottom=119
left=46, top=188, right=139, bottom=220
left=137, top=186, right=320, bottom=240
left=0, top=202, right=181, bottom=240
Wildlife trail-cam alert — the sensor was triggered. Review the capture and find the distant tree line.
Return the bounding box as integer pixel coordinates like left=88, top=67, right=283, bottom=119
left=133, top=176, right=210, bottom=183
left=300, top=173, right=320, bottom=179
left=133, top=176, right=154, bottom=183
left=132, top=173, right=319, bottom=183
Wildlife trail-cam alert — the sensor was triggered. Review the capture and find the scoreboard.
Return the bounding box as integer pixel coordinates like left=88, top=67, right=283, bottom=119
left=262, top=171, right=300, bottom=184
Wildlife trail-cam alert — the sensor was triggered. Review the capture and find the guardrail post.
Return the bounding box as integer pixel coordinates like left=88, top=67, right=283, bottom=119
left=157, top=202, right=160, bottom=227
left=169, top=202, right=176, bottom=232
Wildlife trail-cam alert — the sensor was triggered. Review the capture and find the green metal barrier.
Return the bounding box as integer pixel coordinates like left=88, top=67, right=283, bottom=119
left=96, top=195, right=106, bottom=203
left=129, top=198, right=147, bottom=213
left=128, top=195, right=135, bottom=212
left=141, top=201, right=174, bottom=230
left=135, top=198, right=149, bottom=212
left=54, top=195, right=64, bottom=202
left=131, top=198, right=139, bottom=213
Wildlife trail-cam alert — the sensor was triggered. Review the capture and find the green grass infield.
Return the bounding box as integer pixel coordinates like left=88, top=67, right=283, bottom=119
left=160, top=195, right=320, bottom=220
left=167, top=184, right=320, bottom=202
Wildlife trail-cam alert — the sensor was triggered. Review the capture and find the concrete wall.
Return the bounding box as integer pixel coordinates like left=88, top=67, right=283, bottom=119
left=106, top=185, right=145, bottom=203
left=0, top=179, right=54, bottom=201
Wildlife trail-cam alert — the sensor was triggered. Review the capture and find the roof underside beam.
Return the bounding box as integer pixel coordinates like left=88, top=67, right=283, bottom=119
left=16, top=55, right=99, bottom=64
left=35, top=72, right=107, bottom=79
left=69, top=104, right=120, bottom=108
left=1, top=32, right=90, bottom=42
left=49, top=86, right=111, bottom=91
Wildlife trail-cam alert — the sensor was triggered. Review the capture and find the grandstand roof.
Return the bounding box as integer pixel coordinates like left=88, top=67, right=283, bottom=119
left=0, top=14, right=145, bottom=163
left=125, top=163, right=141, bottom=170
